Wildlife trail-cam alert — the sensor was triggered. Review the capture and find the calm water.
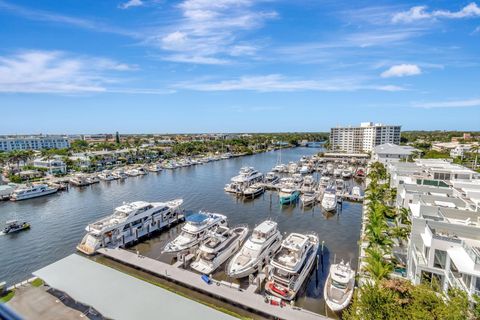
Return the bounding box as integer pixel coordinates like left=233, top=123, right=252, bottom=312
left=0, top=147, right=362, bottom=316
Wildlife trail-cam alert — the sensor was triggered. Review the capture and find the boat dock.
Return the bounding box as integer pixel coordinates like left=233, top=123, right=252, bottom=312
left=98, top=248, right=330, bottom=320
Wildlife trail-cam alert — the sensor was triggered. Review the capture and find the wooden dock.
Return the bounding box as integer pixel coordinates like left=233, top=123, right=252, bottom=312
left=98, top=248, right=330, bottom=320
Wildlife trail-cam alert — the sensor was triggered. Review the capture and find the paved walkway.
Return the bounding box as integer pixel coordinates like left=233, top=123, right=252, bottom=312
left=98, top=248, right=330, bottom=320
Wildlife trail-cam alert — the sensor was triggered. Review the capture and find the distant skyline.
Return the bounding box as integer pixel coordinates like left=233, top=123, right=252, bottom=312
left=1, top=1, right=480, bottom=133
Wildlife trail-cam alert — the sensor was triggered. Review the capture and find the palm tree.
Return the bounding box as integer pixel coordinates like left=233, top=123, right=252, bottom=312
left=470, top=144, right=480, bottom=170
left=398, top=207, right=411, bottom=226
left=364, top=246, right=393, bottom=282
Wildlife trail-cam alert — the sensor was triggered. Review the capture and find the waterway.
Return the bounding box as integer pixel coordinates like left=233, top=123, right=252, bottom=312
left=0, top=147, right=362, bottom=317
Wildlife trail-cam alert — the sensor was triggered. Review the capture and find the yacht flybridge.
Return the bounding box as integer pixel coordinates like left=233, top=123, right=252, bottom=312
left=265, top=232, right=319, bottom=301
left=324, top=260, right=355, bottom=312
left=225, top=167, right=263, bottom=195
left=227, top=220, right=282, bottom=278
left=77, top=199, right=184, bottom=255
left=163, top=212, right=227, bottom=253
left=190, top=225, right=249, bottom=274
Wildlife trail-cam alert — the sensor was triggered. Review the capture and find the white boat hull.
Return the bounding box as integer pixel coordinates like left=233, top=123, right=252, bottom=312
left=11, top=188, right=57, bottom=201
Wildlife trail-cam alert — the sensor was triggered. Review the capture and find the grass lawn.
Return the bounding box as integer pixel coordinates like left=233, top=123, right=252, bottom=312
left=31, top=278, right=44, bottom=287
left=0, top=290, right=15, bottom=303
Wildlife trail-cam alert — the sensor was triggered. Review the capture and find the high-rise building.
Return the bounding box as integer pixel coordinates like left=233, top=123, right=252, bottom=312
left=0, top=135, right=70, bottom=151
left=330, top=122, right=401, bottom=153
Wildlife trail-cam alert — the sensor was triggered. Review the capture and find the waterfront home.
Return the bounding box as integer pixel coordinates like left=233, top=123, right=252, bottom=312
left=371, top=143, right=419, bottom=164
left=33, top=157, right=67, bottom=175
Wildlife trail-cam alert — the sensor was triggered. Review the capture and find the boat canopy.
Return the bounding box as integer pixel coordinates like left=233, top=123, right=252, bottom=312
left=186, top=212, right=209, bottom=224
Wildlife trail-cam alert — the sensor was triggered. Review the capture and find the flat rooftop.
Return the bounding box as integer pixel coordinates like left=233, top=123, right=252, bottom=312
left=33, top=254, right=235, bottom=320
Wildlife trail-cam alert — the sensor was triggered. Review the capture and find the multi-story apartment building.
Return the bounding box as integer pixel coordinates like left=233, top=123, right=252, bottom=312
left=386, top=159, right=480, bottom=299
left=0, top=135, right=70, bottom=151
left=330, top=122, right=401, bottom=153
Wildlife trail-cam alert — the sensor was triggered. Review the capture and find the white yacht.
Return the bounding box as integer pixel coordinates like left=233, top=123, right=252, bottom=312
left=324, top=260, right=355, bottom=312
left=230, top=167, right=263, bottom=185
left=163, top=212, right=227, bottom=253
left=265, top=232, right=319, bottom=301
left=98, top=170, right=116, bottom=181
left=112, top=169, right=128, bottom=179
left=77, top=199, right=184, bottom=255
left=335, top=179, right=345, bottom=192
left=300, top=175, right=316, bottom=193
left=126, top=168, right=140, bottom=176
left=190, top=225, right=249, bottom=275
left=299, top=165, right=311, bottom=175
left=137, top=167, right=148, bottom=175
left=272, top=164, right=287, bottom=173
left=341, top=169, right=352, bottom=179
left=333, top=168, right=342, bottom=177
left=300, top=191, right=318, bottom=207
left=322, top=189, right=338, bottom=212
left=351, top=186, right=362, bottom=198
left=287, top=162, right=299, bottom=174
left=326, top=163, right=334, bottom=175
left=243, top=183, right=264, bottom=199
left=226, top=220, right=282, bottom=278
left=224, top=182, right=241, bottom=194
left=10, top=184, right=58, bottom=201
left=291, top=173, right=304, bottom=185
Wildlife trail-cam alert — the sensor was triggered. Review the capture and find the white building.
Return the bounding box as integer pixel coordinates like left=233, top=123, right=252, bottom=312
left=0, top=135, right=70, bottom=151
left=450, top=144, right=477, bottom=158
left=372, top=143, right=419, bottom=164
left=386, top=160, right=480, bottom=299
left=330, top=122, right=401, bottom=153
left=33, top=157, right=67, bottom=175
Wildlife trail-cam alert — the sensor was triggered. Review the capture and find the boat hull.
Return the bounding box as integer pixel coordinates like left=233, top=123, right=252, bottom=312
left=11, top=188, right=57, bottom=201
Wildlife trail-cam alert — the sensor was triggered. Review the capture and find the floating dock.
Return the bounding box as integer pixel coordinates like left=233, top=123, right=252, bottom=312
left=98, top=248, right=330, bottom=320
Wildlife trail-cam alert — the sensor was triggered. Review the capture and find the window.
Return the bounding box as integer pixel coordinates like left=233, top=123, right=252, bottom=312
left=433, top=249, right=447, bottom=269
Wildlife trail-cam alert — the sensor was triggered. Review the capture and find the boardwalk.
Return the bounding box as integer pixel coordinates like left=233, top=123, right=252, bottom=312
left=98, top=248, right=330, bottom=320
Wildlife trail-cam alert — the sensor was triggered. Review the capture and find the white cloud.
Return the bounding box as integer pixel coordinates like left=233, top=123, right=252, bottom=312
left=148, top=0, right=277, bottom=64
left=119, top=0, right=143, bottom=9
left=393, top=2, right=480, bottom=23
left=381, top=64, right=421, bottom=78
left=413, top=98, right=480, bottom=108
left=0, top=50, right=137, bottom=93
left=174, top=74, right=406, bottom=92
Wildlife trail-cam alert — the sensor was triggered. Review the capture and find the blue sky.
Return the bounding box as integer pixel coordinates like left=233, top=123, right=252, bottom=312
left=0, top=0, right=480, bottom=134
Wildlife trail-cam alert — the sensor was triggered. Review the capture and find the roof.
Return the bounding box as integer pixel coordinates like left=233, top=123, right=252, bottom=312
left=373, top=143, right=419, bottom=155
left=254, top=220, right=277, bottom=233
left=33, top=254, right=235, bottom=320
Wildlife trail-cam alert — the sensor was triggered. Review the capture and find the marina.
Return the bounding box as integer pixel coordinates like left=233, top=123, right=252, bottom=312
left=0, top=147, right=363, bottom=318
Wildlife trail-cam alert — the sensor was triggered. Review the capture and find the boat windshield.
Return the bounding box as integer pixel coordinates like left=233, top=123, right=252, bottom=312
left=200, top=252, right=217, bottom=261
left=241, top=246, right=259, bottom=258
left=180, top=230, right=197, bottom=240
left=332, top=280, right=348, bottom=289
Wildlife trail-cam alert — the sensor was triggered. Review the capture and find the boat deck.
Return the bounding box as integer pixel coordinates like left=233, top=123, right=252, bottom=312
left=98, top=248, right=330, bottom=320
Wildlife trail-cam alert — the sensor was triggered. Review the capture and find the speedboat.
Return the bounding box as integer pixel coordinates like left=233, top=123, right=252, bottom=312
left=324, top=260, right=355, bottom=312
left=335, top=179, right=345, bottom=192
left=300, top=191, right=318, bottom=207
left=243, top=183, right=264, bottom=199
left=163, top=212, right=227, bottom=253
left=326, top=163, right=334, bottom=175
left=354, top=167, right=366, bottom=178
left=224, top=182, right=241, bottom=194
left=77, top=199, right=184, bottom=255
left=3, top=220, right=30, bottom=234
left=351, top=186, right=362, bottom=197
left=301, top=175, right=316, bottom=193
left=227, top=220, right=282, bottom=278
left=112, top=169, right=128, bottom=179
left=265, top=172, right=280, bottom=184
left=279, top=188, right=300, bottom=205
left=322, top=189, right=337, bottom=212
left=265, top=232, right=319, bottom=301
left=333, top=168, right=342, bottom=177
left=299, top=165, right=309, bottom=175
left=126, top=168, right=140, bottom=176
left=10, top=184, right=58, bottom=201
left=190, top=225, right=249, bottom=274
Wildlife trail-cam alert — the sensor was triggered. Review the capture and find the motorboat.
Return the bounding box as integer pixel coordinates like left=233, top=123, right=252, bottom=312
left=190, top=225, right=249, bottom=275
left=243, top=183, right=264, bottom=199
left=301, top=175, right=316, bottom=193
left=326, top=163, right=334, bottom=175
left=226, top=220, right=283, bottom=278
left=112, top=169, right=128, bottom=179
left=224, top=182, right=241, bottom=194
left=3, top=220, right=30, bottom=234
left=291, top=174, right=304, bottom=185
left=279, top=188, right=300, bottom=205
left=137, top=167, right=148, bottom=175
left=147, top=163, right=163, bottom=172
left=265, top=172, right=280, bottom=184
left=335, top=179, right=345, bottom=192
left=77, top=199, right=184, bottom=255
left=341, top=169, right=352, bottom=179
left=299, top=165, right=309, bottom=174
left=319, top=176, right=330, bottom=188
left=10, top=184, right=58, bottom=201
left=163, top=212, right=228, bottom=253
left=322, top=189, right=337, bottom=212
left=333, top=168, right=342, bottom=177
left=272, top=164, right=287, bottom=173
left=354, top=167, right=366, bottom=178
left=324, top=260, right=355, bottom=312
left=351, top=186, right=362, bottom=197
left=70, top=174, right=91, bottom=186
left=265, top=232, right=319, bottom=301
left=87, top=176, right=99, bottom=184
left=230, top=167, right=263, bottom=186
left=98, top=170, right=116, bottom=181
left=300, top=191, right=318, bottom=207
left=287, top=162, right=299, bottom=174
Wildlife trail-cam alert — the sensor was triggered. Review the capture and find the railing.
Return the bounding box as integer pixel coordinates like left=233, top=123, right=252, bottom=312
left=432, top=234, right=462, bottom=244
left=447, top=270, right=464, bottom=290
left=462, top=242, right=480, bottom=265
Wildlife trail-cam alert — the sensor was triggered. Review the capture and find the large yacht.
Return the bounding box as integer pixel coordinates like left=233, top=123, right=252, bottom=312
left=77, top=199, right=184, bottom=255
left=230, top=167, right=263, bottom=186
left=243, top=183, right=264, bottom=199
left=10, top=184, right=58, bottom=201
left=226, top=220, right=282, bottom=278
left=190, top=225, right=249, bottom=274
left=322, top=189, right=337, bottom=212
left=324, top=260, right=355, bottom=312
left=163, top=212, right=227, bottom=253
left=265, top=232, right=319, bottom=301
left=70, top=174, right=91, bottom=186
